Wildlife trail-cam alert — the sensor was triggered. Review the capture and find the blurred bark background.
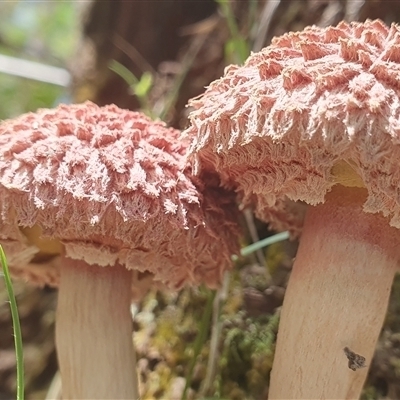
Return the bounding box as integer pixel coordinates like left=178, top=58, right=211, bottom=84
left=72, top=0, right=400, bottom=128
left=2, top=0, right=400, bottom=399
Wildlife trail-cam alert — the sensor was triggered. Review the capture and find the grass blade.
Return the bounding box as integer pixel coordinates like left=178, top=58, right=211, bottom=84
left=0, top=245, right=24, bottom=400
left=240, top=231, right=290, bottom=257
left=181, top=289, right=216, bottom=400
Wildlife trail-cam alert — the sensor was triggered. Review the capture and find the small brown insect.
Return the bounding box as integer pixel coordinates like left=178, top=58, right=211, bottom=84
left=343, top=347, right=367, bottom=371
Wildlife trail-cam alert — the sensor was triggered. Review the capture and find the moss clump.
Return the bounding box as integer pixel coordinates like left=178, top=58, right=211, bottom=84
left=218, top=312, right=279, bottom=399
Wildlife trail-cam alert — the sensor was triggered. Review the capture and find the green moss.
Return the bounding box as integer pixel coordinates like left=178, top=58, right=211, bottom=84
left=219, top=312, right=279, bottom=399
left=360, top=385, right=380, bottom=400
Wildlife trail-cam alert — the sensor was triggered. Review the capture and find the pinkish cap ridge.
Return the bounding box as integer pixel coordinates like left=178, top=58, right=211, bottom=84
left=0, top=101, right=239, bottom=289
left=185, top=19, right=400, bottom=231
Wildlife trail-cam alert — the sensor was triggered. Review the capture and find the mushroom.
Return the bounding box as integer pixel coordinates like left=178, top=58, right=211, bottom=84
left=0, top=102, right=239, bottom=399
left=184, top=19, right=400, bottom=399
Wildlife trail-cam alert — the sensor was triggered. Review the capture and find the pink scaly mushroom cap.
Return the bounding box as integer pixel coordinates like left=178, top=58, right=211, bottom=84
left=185, top=19, right=400, bottom=232
left=0, top=101, right=239, bottom=289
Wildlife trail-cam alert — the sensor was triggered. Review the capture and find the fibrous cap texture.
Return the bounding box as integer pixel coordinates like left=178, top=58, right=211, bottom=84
left=185, top=19, right=400, bottom=231
left=0, top=102, right=238, bottom=289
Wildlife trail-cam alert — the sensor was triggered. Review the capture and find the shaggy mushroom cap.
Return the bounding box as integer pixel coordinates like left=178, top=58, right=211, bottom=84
left=186, top=19, right=400, bottom=231
left=0, top=101, right=238, bottom=289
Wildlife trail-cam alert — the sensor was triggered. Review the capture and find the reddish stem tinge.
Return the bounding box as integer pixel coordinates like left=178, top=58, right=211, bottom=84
left=269, top=186, right=400, bottom=399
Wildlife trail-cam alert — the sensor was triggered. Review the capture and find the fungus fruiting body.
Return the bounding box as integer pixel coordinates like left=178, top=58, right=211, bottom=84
left=185, top=19, right=400, bottom=399
left=0, top=102, right=238, bottom=399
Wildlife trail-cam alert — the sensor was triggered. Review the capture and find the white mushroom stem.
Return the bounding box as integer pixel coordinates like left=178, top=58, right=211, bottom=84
left=56, top=258, right=138, bottom=399
left=268, top=186, right=400, bottom=400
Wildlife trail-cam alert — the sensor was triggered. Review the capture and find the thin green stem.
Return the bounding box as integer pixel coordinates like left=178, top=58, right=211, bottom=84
left=109, top=60, right=139, bottom=87
left=0, top=245, right=24, bottom=400
left=199, top=272, right=230, bottom=397
left=158, top=33, right=206, bottom=121
left=182, top=231, right=289, bottom=399
left=216, top=0, right=249, bottom=63
left=237, top=231, right=290, bottom=259
left=108, top=60, right=155, bottom=118
left=216, top=0, right=240, bottom=40
left=181, top=289, right=216, bottom=400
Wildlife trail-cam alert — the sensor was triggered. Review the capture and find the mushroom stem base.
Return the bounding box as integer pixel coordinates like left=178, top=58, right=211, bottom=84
left=56, top=258, right=138, bottom=399
left=268, top=186, right=400, bottom=400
